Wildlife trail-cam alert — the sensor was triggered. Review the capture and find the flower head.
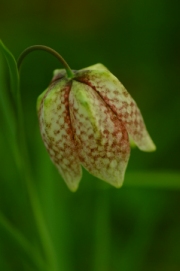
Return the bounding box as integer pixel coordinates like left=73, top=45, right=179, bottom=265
left=37, top=63, right=156, bottom=191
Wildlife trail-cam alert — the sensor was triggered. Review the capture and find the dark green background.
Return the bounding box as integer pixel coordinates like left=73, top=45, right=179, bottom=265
left=0, top=0, right=180, bottom=270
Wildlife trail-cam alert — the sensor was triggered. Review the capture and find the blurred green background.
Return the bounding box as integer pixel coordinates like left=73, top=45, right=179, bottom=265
left=0, top=0, right=180, bottom=270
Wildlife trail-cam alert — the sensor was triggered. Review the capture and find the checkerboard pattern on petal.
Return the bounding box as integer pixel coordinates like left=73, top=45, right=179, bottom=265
left=69, top=80, right=130, bottom=188
left=75, top=69, right=156, bottom=152
left=37, top=77, right=82, bottom=192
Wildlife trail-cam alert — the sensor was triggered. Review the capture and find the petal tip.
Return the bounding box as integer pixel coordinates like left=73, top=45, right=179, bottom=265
left=149, top=142, right=156, bottom=152
left=141, top=138, right=156, bottom=152
left=113, top=182, right=123, bottom=189
left=67, top=184, right=79, bottom=192
left=63, top=172, right=82, bottom=192
left=103, top=173, right=125, bottom=189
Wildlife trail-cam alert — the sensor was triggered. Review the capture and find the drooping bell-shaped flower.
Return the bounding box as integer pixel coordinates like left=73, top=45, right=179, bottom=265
left=37, top=63, right=156, bottom=191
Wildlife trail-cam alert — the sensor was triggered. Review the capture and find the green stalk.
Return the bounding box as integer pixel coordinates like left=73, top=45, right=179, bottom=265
left=17, top=45, right=74, bottom=78
left=16, top=57, right=59, bottom=271
left=16, top=45, right=76, bottom=269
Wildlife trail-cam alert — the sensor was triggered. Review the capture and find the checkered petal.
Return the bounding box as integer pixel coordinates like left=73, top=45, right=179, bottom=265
left=37, top=76, right=82, bottom=192
left=69, top=80, right=130, bottom=188
left=75, top=66, right=156, bottom=152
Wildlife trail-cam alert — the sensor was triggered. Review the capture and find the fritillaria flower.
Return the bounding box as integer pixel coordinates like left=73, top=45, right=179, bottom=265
left=37, top=63, right=156, bottom=191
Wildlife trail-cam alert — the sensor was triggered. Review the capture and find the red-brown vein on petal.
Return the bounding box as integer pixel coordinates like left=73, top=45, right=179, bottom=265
left=75, top=70, right=155, bottom=151
left=38, top=78, right=82, bottom=191
left=69, top=81, right=130, bottom=188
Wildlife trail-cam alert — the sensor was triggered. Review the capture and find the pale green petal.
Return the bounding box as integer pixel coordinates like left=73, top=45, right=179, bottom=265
left=37, top=78, right=82, bottom=192
left=37, top=69, right=66, bottom=111
left=75, top=69, right=156, bottom=152
left=37, top=88, right=48, bottom=111
left=69, top=80, right=130, bottom=188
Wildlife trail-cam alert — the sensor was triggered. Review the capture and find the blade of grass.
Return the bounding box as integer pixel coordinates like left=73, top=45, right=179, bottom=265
left=0, top=41, right=19, bottom=100
left=0, top=49, right=22, bottom=171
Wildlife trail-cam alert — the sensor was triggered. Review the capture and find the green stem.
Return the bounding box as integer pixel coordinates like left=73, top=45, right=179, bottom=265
left=17, top=45, right=74, bottom=78
left=16, top=68, right=59, bottom=271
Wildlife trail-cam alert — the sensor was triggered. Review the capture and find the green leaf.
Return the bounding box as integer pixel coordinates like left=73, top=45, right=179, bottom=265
left=0, top=40, right=19, bottom=101
left=0, top=41, right=22, bottom=170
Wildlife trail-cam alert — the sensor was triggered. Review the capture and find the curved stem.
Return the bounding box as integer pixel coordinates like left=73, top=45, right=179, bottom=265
left=16, top=71, right=59, bottom=270
left=16, top=55, right=59, bottom=270
left=17, top=45, right=74, bottom=78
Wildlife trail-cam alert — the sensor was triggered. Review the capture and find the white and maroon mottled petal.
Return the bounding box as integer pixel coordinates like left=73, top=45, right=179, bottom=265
left=37, top=78, right=82, bottom=192
left=69, top=80, right=130, bottom=188
left=75, top=68, right=156, bottom=152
